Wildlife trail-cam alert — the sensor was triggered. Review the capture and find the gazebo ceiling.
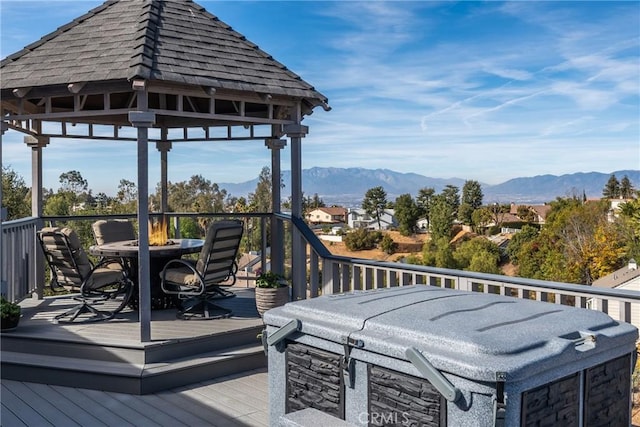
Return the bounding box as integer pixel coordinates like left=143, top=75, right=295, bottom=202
left=1, top=0, right=329, bottom=139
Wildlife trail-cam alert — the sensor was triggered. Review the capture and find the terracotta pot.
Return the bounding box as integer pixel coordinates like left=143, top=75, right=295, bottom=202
left=255, top=286, right=289, bottom=316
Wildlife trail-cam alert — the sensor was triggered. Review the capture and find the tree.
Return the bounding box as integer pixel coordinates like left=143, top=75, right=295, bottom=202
left=471, top=207, right=493, bottom=232
left=394, top=193, right=420, bottom=236
left=248, top=167, right=272, bottom=213
left=416, top=187, right=435, bottom=230
left=362, top=186, right=387, bottom=229
left=488, top=203, right=509, bottom=229
left=616, top=195, right=640, bottom=261
left=247, top=166, right=273, bottom=251
left=44, top=192, right=74, bottom=216
left=517, top=205, right=537, bottom=223
left=453, top=237, right=501, bottom=274
left=512, top=197, right=615, bottom=284
left=429, top=195, right=454, bottom=241
left=117, top=179, right=137, bottom=204
left=1, top=166, right=30, bottom=220
left=620, top=175, right=634, bottom=199
left=380, top=234, right=398, bottom=255
left=441, top=185, right=460, bottom=218
left=602, top=174, right=620, bottom=199
left=457, top=203, right=475, bottom=225
left=587, top=222, right=625, bottom=280
left=344, top=228, right=382, bottom=251
left=421, top=236, right=456, bottom=269
left=506, top=225, right=539, bottom=264
left=166, top=175, right=227, bottom=214
left=305, top=193, right=325, bottom=211
left=230, top=196, right=248, bottom=213
left=56, top=170, right=89, bottom=210
left=459, top=180, right=483, bottom=224
left=59, top=170, right=88, bottom=196
left=94, top=192, right=110, bottom=209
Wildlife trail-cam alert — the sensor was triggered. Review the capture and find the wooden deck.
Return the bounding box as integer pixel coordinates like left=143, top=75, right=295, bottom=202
left=1, top=368, right=268, bottom=426
left=10, top=286, right=263, bottom=342
left=1, top=287, right=268, bottom=395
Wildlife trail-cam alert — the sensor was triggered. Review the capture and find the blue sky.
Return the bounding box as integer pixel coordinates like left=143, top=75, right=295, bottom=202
left=1, top=1, right=639, bottom=196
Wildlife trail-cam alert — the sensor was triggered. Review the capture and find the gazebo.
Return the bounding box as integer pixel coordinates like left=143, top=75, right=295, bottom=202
left=1, top=0, right=329, bottom=341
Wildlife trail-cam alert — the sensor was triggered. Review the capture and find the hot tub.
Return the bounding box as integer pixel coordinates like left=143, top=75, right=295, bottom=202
left=264, top=285, right=638, bottom=426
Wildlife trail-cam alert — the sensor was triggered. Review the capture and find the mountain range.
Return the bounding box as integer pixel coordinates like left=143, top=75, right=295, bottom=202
left=220, top=167, right=640, bottom=207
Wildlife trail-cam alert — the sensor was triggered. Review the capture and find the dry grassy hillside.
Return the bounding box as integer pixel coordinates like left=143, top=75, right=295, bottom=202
left=320, top=229, right=518, bottom=276
left=322, top=230, right=428, bottom=261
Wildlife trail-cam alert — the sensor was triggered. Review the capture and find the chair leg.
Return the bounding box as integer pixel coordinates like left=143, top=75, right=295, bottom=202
left=208, top=286, right=236, bottom=299
left=54, top=298, right=113, bottom=323
left=177, top=296, right=232, bottom=320
left=54, top=280, right=133, bottom=323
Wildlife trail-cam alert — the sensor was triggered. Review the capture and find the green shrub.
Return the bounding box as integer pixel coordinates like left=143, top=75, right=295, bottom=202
left=344, top=228, right=381, bottom=251
left=380, top=234, right=398, bottom=254
left=1, top=296, right=21, bottom=319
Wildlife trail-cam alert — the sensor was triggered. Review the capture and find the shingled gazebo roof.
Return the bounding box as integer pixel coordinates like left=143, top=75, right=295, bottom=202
left=1, top=0, right=328, bottom=135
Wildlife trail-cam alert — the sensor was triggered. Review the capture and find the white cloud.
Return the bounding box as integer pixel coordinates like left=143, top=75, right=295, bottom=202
left=2, top=1, right=638, bottom=195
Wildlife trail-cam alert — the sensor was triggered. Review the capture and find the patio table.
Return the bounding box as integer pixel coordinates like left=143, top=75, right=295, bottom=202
left=90, top=239, right=204, bottom=309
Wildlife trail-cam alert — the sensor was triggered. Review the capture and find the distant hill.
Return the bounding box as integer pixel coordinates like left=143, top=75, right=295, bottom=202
left=220, top=168, right=640, bottom=206
left=485, top=170, right=640, bottom=204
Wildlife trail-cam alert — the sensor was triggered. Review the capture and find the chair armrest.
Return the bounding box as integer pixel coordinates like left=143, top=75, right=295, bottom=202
left=94, top=257, right=128, bottom=272
left=161, top=258, right=196, bottom=272
left=160, top=259, right=205, bottom=296
left=80, top=258, right=129, bottom=294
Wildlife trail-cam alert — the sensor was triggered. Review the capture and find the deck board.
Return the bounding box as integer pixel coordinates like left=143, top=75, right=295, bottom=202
left=2, top=287, right=270, bottom=425
left=5, top=381, right=84, bottom=426
left=49, top=386, right=131, bottom=426
left=1, top=369, right=268, bottom=427
left=22, top=382, right=108, bottom=427
left=13, top=287, right=263, bottom=347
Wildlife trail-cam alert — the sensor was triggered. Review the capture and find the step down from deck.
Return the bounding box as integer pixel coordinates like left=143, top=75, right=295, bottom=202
left=1, top=324, right=267, bottom=394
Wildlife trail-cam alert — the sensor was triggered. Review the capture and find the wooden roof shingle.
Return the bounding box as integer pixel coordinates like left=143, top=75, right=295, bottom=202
left=1, top=0, right=327, bottom=107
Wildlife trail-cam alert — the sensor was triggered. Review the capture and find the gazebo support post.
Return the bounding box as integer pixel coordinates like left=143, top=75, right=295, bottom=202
left=0, top=124, right=8, bottom=296
left=25, top=134, right=48, bottom=299
left=266, top=138, right=286, bottom=276
left=156, top=138, right=172, bottom=233
left=129, top=81, right=155, bottom=342
left=285, top=120, right=308, bottom=301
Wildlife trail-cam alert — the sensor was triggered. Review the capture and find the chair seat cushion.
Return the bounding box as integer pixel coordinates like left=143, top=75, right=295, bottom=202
left=163, top=264, right=201, bottom=288
left=88, top=267, right=126, bottom=289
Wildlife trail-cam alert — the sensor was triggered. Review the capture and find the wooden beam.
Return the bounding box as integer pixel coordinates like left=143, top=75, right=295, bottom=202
left=185, top=96, right=199, bottom=113
left=12, top=87, right=31, bottom=98
left=67, top=83, right=86, bottom=94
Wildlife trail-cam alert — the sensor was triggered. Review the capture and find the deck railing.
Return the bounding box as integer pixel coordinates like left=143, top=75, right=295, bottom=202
left=285, top=214, right=640, bottom=328
left=1, top=217, right=41, bottom=302
left=2, top=212, right=640, bottom=329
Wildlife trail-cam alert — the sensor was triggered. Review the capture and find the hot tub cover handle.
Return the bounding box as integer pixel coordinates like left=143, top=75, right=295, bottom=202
left=405, top=347, right=461, bottom=403
left=264, top=319, right=301, bottom=353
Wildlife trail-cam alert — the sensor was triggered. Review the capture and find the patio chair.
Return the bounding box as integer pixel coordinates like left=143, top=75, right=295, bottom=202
left=92, top=219, right=136, bottom=245
left=91, top=219, right=137, bottom=270
left=160, top=220, right=244, bottom=319
left=37, top=227, right=134, bottom=323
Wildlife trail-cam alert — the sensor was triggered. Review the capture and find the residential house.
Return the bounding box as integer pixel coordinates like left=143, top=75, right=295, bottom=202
left=590, top=259, right=640, bottom=329
left=607, top=198, right=634, bottom=222
left=347, top=208, right=397, bottom=230
left=487, top=233, right=512, bottom=257
left=509, top=203, right=551, bottom=225
left=305, top=207, right=347, bottom=225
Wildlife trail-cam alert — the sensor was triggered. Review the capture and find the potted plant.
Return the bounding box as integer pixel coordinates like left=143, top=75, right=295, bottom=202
left=1, top=296, right=21, bottom=331
left=254, top=271, right=289, bottom=317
